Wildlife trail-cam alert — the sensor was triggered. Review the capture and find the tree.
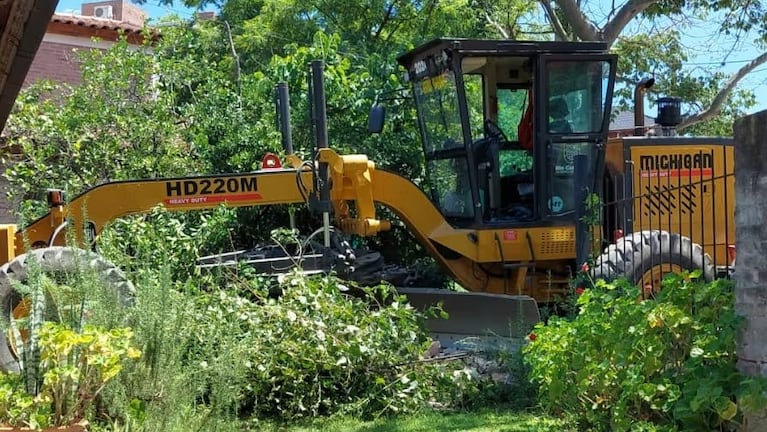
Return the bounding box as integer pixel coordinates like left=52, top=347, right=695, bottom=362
left=4, top=38, right=200, bottom=219
left=522, top=0, right=765, bottom=133
left=140, top=0, right=766, bottom=134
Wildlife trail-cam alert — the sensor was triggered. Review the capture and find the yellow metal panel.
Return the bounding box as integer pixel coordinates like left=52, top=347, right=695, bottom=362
left=629, top=142, right=735, bottom=267
left=19, top=170, right=309, bottom=250
left=605, top=136, right=626, bottom=175
left=0, top=224, right=16, bottom=264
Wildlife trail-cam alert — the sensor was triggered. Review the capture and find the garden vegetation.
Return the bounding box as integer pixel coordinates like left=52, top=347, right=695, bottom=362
left=0, top=11, right=765, bottom=431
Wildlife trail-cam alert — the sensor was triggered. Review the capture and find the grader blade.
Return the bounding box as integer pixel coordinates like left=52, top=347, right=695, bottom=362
left=397, top=288, right=541, bottom=350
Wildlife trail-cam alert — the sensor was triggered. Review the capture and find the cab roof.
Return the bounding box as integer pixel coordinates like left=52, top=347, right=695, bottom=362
left=397, top=38, right=609, bottom=68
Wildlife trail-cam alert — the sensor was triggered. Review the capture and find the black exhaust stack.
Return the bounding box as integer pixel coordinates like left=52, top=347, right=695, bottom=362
left=656, top=97, right=682, bottom=136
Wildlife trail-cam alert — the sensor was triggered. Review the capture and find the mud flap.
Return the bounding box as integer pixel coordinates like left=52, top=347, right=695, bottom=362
left=398, top=288, right=541, bottom=350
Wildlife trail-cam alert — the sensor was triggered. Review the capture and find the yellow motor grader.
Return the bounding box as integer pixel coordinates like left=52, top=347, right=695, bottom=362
left=0, top=38, right=736, bottom=372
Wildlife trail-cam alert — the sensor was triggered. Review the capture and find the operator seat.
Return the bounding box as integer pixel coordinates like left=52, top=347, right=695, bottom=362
left=549, top=97, right=572, bottom=133
left=473, top=134, right=501, bottom=219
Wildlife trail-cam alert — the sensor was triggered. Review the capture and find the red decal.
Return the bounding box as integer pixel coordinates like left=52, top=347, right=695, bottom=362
left=640, top=168, right=713, bottom=178
left=164, top=193, right=263, bottom=206
left=262, top=153, right=282, bottom=169
left=503, top=230, right=518, bottom=241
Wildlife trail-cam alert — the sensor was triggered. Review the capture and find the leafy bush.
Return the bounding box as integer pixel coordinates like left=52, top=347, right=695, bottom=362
left=0, top=323, right=140, bottom=429
left=184, top=271, right=466, bottom=420
left=98, top=206, right=205, bottom=282
left=0, top=244, right=141, bottom=429
left=0, top=371, right=50, bottom=428
left=95, top=270, right=206, bottom=432
left=96, top=210, right=478, bottom=426
left=524, top=273, right=767, bottom=431
left=4, top=38, right=200, bottom=222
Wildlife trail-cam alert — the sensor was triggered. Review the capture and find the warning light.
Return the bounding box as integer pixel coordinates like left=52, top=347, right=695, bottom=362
left=46, top=189, right=66, bottom=207
left=261, top=153, right=282, bottom=169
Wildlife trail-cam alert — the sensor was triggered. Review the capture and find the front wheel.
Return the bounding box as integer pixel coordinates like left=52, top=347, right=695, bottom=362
left=591, top=230, right=715, bottom=294
left=0, top=247, right=135, bottom=372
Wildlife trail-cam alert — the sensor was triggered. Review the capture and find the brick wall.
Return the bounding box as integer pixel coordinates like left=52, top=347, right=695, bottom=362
left=24, top=40, right=84, bottom=87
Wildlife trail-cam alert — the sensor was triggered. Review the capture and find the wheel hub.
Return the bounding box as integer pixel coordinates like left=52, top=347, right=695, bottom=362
left=640, top=263, right=683, bottom=297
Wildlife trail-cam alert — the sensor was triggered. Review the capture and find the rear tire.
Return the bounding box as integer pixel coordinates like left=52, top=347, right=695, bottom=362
left=592, top=230, right=715, bottom=290
left=0, top=247, right=135, bottom=372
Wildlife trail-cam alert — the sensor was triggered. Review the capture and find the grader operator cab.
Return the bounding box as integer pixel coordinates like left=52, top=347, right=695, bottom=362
left=374, top=39, right=617, bottom=293
left=386, top=39, right=616, bottom=234
left=3, top=36, right=737, bottom=371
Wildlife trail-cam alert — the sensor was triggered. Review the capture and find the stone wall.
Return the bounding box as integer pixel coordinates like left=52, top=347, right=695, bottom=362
left=734, top=109, right=767, bottom=430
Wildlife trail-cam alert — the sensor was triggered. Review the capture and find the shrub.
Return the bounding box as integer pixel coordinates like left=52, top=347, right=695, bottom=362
left=0, top=244, right=142, bottom=429
left=183, top=271, right=466, bottom=420
left=524, top=273, right=767, bottom=431
left=0, top=323, right=141, bottom=429
left=97, top=205, right=206, bottom=283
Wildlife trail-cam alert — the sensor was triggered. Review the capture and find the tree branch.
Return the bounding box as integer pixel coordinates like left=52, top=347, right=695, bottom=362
left=678, top=50, right=767, bottom=131
left=601, top=0, right=658, bottom=46
left=552, top=0, right=599, bottom=41
left=539, top=1, right=568, bottom=40
left=484, top=10, right=509, bottom=38
left=373, top=1, right=396, bottom=40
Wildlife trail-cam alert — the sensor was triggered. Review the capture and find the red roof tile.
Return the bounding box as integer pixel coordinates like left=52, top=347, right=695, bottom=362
left=51, top=13, right=145, bottom=35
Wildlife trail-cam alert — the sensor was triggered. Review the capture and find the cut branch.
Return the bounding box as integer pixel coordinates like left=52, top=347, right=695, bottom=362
left=678, top=51, right=767, bottom=131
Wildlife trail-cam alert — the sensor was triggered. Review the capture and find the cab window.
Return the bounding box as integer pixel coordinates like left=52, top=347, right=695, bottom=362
left=497, top=87, right=528, bottom=141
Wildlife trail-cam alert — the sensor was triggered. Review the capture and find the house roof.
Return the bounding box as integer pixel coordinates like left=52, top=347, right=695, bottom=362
left=0, top=0, right=58, bottom=132
left=48, top=12, right=157, bottom=45
left=51, top=13, right=145, bottom=35
left=610, top=109, right=655, bottom=131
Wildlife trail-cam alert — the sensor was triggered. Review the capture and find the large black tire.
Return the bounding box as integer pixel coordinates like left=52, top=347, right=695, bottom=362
left=0, top=247, right=135, bottom=372
left=592, top=230, right=715, bottom=286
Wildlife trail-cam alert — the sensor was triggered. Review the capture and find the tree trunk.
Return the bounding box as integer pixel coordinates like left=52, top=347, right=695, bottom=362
left=734, top=110, right=767, bottom=430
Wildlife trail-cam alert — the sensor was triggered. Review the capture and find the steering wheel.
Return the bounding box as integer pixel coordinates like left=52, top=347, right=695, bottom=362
left=484, top=119, right=508, bottom=143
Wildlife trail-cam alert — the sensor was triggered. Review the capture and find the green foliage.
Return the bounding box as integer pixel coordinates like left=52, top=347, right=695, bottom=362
left=0, top=243, right=142, bottom=429
left=38, top=323, right=141, bottom=426
left=123, top=0, right=765, bottom=173
left=642, top=0, right=767, bottom=41
left=94, top=266, right=203, bottom=432
left=0, top=323, right=140, bottom=429
left=218, top=0, right=491, bottom=68
left=98, top=206, right=205, bottom=282
left=94, top=211, right=482, bottom=428
left=612, top=32, right=756, bottom=137
left=524, top=273, right=767, bottom=431
left=0, top=371, right=51, bottom=428
left=185, top=272, right=464, bottom=420
left=4, top=38, right=199, bottom=221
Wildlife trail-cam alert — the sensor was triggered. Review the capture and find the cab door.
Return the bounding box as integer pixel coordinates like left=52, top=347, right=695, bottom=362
left=535, top=54, right=617, bottom=220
